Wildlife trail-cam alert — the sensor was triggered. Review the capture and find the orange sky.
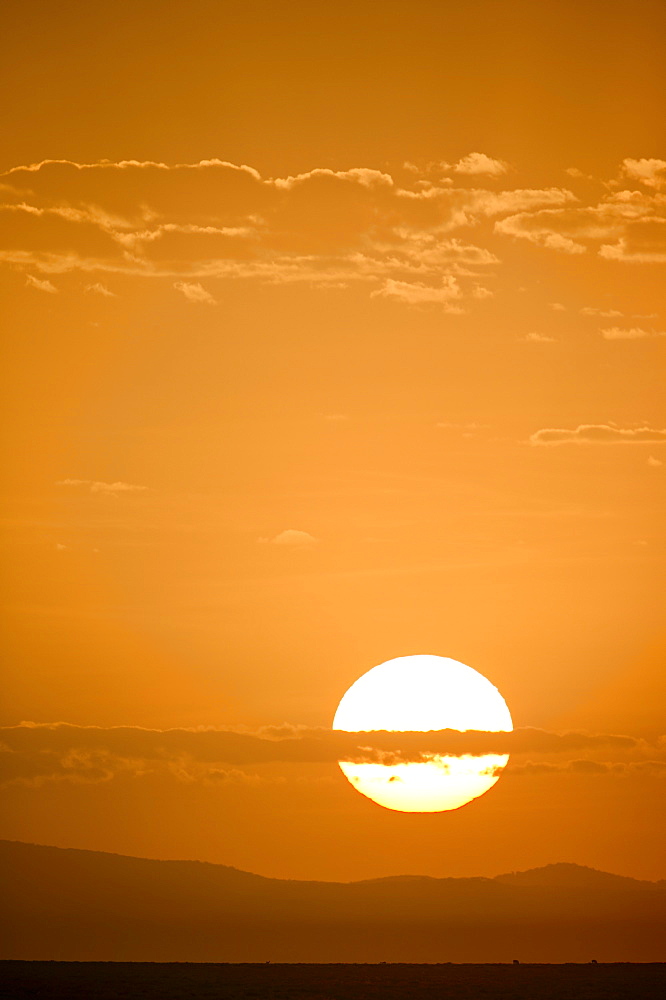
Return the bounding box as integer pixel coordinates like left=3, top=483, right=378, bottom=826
left=1, top=0, right=665, bottom=882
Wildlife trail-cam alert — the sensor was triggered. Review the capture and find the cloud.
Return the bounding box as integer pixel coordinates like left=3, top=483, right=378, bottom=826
left=495, top=183, right=666, bottom=260
left=173, top=281, right=217, bottom=304
left=620, top=157, right=666, bottom=190
left=56, top=478, right=147, bottom=495
left=0, top=157, right=578, bottom=310
left=452, top=153, right=509, bottom=177
left=364, top=233, right=499, bottom=271
left=565, top=167, right=596, bottom=182
left=2, top=156, right=662, bottom=316
left=85, top=282, right=115, bottom=297
left=25, top=274, right=57, bottom=293
left=0, top=722, right=654, bottom=787
left=580, top=306, right=623, bottom=317
left=371, top=276, right=463, bottom=308
left=2, top=202, right=128, bottom=260
left=601, top=327, right=665, bottom=340
left=598, top=234, right=666, bottom=264
left=521, top=333, right=555, bottom=343
left=416, top=187, right=575, bottom=217
left=259, top=529, right=318, bottom=546
left=647, top=455, right=663, bottom=467
left=272, top=166, right=394, bottom=191
left=530, top=424, right=666, bottom=445
left=505, top=759, right=666, bottom=778
left=55, top=543, right=68, bottom=551
left=549, top=303, right=566, bottom=311
left=495, top=213, right=586, bottom=253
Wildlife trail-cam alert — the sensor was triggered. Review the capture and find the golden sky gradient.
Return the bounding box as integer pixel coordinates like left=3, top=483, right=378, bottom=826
left=1, top=0, right=665, bottom=882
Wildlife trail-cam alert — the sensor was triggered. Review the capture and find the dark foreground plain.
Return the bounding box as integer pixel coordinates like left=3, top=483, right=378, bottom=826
left=1, top=962, right=665, bottom=1000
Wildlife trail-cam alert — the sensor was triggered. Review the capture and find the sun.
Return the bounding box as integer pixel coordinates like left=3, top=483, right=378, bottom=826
left=332, top=654, right=512, bottom=812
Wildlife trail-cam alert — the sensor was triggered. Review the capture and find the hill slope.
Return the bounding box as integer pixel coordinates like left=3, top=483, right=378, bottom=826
left=1, top=840, right=664, bottom=962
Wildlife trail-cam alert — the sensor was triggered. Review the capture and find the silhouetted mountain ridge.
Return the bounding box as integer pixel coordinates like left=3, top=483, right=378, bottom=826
left=1, top=840, right=664, bottom=963
left=2, top=840, right=656, bottom=887
left=494, top=861, right=661, bottom=889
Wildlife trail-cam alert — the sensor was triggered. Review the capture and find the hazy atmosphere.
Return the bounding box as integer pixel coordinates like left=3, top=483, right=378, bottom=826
left=1, top=0, right=665, bottom=896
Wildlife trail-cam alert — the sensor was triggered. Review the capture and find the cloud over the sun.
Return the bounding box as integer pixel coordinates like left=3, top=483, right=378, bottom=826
left=1, top=722, right=658, bottom=787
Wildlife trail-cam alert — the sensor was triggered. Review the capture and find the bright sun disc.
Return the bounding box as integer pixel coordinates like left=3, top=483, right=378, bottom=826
left=332, top=654, right=513, bottom=812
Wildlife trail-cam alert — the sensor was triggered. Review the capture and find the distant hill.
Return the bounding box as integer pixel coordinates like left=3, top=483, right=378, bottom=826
left=494, top=861, right=663, bottom=889
left=1, top=840, right=664, bottom=963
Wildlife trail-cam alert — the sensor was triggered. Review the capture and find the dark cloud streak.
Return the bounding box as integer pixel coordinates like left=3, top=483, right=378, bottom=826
left=0, top=722, right=655, bottom=788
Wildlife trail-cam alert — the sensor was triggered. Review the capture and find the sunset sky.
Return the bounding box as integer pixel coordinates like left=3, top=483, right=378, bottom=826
left=1, top=0, right=665, bottom=883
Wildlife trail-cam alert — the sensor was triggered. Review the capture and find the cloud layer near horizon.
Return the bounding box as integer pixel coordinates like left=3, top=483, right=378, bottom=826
left=1, top=156, right=664, bottom=308
left=1, top=722, right=661, bottom=787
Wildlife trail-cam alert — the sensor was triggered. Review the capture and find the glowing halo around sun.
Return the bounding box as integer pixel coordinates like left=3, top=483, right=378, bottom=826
left=332, top=654, right=513, bottom=812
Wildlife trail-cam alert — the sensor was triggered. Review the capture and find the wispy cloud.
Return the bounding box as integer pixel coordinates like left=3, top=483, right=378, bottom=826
left=521, top=332, right=555, bottom=343
left=370, top=277, right=463, bottom=308
left=564, top=166, right=597, bottom=182
left=56, top=478, right=147, bottom=495
left=495, top=214, right=586, bottom=254
left=452, top=153, right=509, bottom=177
left=598, top=234, right=666, bottom=264
left=272, top=166, right=394, bottom=191
left=2, top=156, right=663, bottom=311
left=85, top=282, right=116, bottom=297
left=495, top=184, right=666, bottom=261
left=620, top=157, right=666, bottom=190
left=601, top=327, right=665, bottom=340
left=530, top=424, right=666, bottom=445
left=0, top=158, right=572, bottom=312
left=580, top=306, right=623, bottom=317
left=259, top=529, right=318, bottom=546
left=173, top=281, right=217, bottom=304
left=26, top=274, right=57, bottom=293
